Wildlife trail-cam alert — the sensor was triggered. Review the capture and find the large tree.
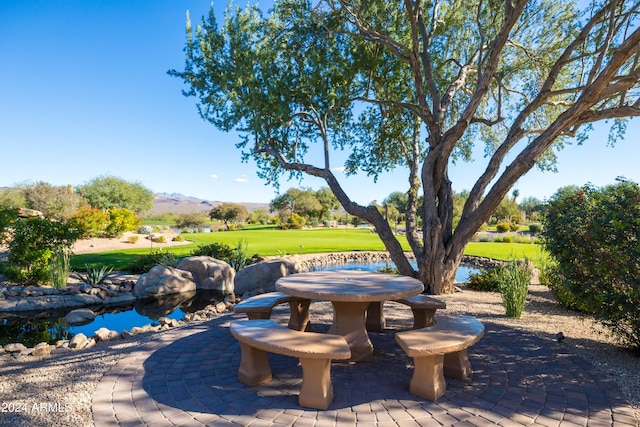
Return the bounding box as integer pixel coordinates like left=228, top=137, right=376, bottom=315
left=78, top=175, right=154, bottom=214
left=210, top=202, right=249, bottom=229
left=171, top=0, right=640, bottom=294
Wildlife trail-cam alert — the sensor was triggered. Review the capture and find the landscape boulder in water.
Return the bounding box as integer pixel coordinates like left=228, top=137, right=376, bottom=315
left=65, top=308, right=96, bottom=325
left=234, top=258, right=299, bottom=296
left=134, top=266, right=197, bottom=297
left=176, top=256, right=235, bottom=294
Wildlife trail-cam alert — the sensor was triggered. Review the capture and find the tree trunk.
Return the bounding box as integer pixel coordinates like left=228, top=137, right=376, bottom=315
left=417, top=240, right=465, bottom=294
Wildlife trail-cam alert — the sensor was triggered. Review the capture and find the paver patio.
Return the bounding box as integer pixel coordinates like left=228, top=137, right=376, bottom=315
left=92, top=301, right=638, bottom=426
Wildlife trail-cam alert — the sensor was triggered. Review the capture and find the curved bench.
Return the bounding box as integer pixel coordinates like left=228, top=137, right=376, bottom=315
left=395, top=294, right=447, bottom=329
left=233, top=291, right=311, bottom=331
left=395, top=315, right=484, bottom=401
left=229, top=319, right=351, bottom=410
left=365, top=294, right=446, bottom=331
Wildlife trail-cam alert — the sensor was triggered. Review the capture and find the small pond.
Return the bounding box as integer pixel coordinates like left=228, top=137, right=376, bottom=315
left=0, top=262, right=478, bottom=347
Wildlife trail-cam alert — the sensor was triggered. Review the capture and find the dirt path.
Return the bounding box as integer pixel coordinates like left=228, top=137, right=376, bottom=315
left=71, top=231, right=190, bottom=254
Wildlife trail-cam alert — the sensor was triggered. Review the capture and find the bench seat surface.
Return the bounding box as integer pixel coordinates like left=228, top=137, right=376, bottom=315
left=233, top=292, right=292, bottom=313
left=230, top=319, right=351, bottom=360
left=395, top=294, right=446, bottom=309
left=395, top=315, right=484, bottom=357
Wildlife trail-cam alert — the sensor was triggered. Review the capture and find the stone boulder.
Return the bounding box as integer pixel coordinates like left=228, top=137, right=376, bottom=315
left=134, top=266, right=196, bottom=297
left=31, top=342, right=52, bottom=357
left=69, top=333, right=89, bottom=349
left=65, top=308, right=96, bottom=325
left=234, top=258, right=299, bottom=296
left=4, top=343, right=27, bottom=354
left=94, top=327, right=119, bottom=342
left=176, top=256, right=235, bottom=294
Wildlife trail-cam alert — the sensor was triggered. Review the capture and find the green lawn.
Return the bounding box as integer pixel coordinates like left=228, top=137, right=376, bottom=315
left=71, top=227, right=544, bottom=270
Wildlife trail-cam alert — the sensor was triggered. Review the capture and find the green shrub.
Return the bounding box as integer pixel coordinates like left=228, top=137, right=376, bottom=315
left=192, top=242, right=235, bottom=259
left=127, top=235, right=139, bottom=244
left=495, top=222, right=510, bottom=233
left=496, top=259, right=531, bottom=318
left=543, top=180, right=640, bottom=349
left=500, top=235, right=515, bottom=243
left=172, top=234, right=184, bottom=242
left=467, top=268, right=501, bottom=292
left=7, top=216, right=81, bottom=285
left=126, top=250, right=179, bottom=274
left=153, top=234, right=167, bottom=243
left=509, top=222, right=520, bottom=232
left=191, top=240, right=258, bottom=270
left=545, top=265, right=590, bottom=311
left=528, top=223, right=542, bottom=234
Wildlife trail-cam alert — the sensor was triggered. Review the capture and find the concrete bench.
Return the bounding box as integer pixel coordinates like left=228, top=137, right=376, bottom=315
left=233, top=291, right=311, bottom=331
left=395, top=315, right=484, bottom=401
left=229, top=319, right=351, bottom=410
left=395, top=294, right=447, bottom=329
left=365, top=294, right=446, bottom=331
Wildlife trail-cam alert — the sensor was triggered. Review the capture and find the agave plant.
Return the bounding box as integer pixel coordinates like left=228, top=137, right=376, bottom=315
left=85, top=263, right=114, bottom=285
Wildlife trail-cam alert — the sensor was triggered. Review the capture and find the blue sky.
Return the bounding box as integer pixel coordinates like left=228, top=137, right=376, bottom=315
left=1, top=1, right=638, bottom=205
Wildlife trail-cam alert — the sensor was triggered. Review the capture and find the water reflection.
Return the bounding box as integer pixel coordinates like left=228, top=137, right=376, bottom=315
left=0, top=289, right=225, bottom=347
left=0, top=318, right=71, bottom=348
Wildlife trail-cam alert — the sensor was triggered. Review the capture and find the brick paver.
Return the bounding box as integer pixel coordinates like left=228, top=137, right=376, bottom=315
left=92, top=302, right=639, bottom=426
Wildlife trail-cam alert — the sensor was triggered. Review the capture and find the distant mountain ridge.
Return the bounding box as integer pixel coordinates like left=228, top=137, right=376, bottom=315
left=149, top=193, right=269, bottom=215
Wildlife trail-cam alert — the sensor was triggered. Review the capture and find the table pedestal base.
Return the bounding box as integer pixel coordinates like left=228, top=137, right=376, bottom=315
left=365, top=301, right=386, bottom=332
left=328, top=301, right=374, bottom=362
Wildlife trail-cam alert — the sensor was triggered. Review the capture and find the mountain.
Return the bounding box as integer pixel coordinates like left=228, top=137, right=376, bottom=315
left=148, top=194, right=269, bottom=216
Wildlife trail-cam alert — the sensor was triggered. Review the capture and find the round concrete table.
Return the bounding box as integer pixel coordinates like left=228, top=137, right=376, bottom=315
left=276, top=270, right=424, bottom=361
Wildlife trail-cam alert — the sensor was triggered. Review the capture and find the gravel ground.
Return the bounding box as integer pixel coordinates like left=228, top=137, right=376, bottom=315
left=0, top=283, right=638, bottom=426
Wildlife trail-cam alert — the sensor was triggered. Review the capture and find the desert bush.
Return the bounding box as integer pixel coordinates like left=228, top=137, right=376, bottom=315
left=509, top=222, right=520, bottom=232
left=500, top=235, right=515, bottom=243
left=496, top=259, right=531, bottom=318
left=528, top=223, right=542, bottom=234
left=247, top=209, right=271, bottom=225
left=192, top=242, right=235, bottom=259
left=191, top=240, right=258, bottom=270
left=467, top=268, right=501, bottom=292
left=127, top=235, right=139, bottom=244
left=104, top=207, right=140, bottom=238
left=126, top=250, right=179, bottom=274
left=286, top=213, right=305, bottom=230
left=495, top=222, right=510, bottom=233
left=69, top=206, right=109, bottom=238
left=172, top=235, right=184, bottom=242
left=6, top=216, right=81, bottom=284
left=543, top=180, right=640, bottom=349
left=175, top=211, right=208, bottom=229
left=153, top=235, right=167, bottom=243
left=137, top=225, right=153, bottom=234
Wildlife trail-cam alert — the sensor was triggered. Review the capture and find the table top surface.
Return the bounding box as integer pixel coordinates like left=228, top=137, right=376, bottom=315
left=275, top=270, right=424, bottom=302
